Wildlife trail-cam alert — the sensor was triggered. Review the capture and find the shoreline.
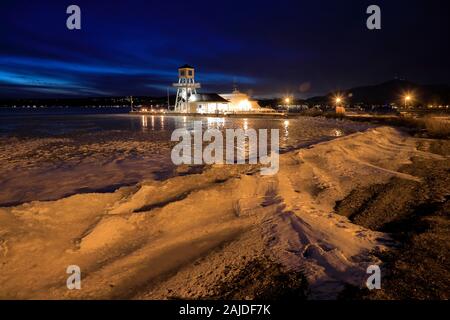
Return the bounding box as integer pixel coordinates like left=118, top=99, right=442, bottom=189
left=1, top=126, right=439, bottom=299
left=131, top=110, right=450, bottom=139
left=130, top=110, right=288, bottom=119
left=0, top=116, right=372, bottom=207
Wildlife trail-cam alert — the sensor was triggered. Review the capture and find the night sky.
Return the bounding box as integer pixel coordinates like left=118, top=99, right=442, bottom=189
left=1, top=0, right=449, bottom=99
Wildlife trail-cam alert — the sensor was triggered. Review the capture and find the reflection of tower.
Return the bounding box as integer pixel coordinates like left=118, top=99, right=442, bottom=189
left=173, top=65, right=201, bottom=113
left=129, top=96, right=134, bottom=112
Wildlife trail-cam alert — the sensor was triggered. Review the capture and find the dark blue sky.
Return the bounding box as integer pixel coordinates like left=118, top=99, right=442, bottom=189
left=1, top=0, right=449, bottom=98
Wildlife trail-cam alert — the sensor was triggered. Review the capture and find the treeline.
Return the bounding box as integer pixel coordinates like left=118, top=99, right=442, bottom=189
left=0, top=96, right=173, bottom=108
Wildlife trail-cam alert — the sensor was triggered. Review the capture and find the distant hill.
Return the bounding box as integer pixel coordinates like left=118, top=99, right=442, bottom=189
left=306, top=80, right=450, bottom=106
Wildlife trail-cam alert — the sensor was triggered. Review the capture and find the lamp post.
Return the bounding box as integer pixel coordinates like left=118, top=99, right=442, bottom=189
left=335, top=97, right=343, bottom=111
left=334, top=96, right=345, bottom=114
left=404, top=95, right=411, bottom=109
left=284, top=97, right=291, bottom=112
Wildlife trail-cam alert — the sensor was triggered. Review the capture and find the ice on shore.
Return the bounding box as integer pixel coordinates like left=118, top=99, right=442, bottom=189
left=0, top=116, right=373, bottom=206
left=0, top=127, right=426, bottom=299
left=0, top=132, right=176, bottom=206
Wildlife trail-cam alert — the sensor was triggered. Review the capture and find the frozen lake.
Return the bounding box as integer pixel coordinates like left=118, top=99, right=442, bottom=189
left=0, top=111, right=372, bottom=147
left=0, top=111, right=373, bottom=205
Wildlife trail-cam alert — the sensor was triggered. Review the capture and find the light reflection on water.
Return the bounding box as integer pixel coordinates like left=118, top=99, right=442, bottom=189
left=135, top=115, right=372, bottom=149
left=207, top=117, right=225, bottom=129
left=141, top=115, right=147, bottom=130
left=283, top=120, right=289, bottom=141
left=0, top=113, right=373, bottom=149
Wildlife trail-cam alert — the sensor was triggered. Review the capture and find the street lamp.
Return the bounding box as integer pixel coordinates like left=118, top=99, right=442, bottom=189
left=284, top=97, right=292, bottom=112
left=404, top=95, right=411, bottom=109
left=334, top=96, right=343, bottom=108
left=334, top=96, right=345, bottom=114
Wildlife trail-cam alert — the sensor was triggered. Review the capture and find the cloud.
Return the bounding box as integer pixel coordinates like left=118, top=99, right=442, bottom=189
left=0, top=55, right=258, bottom=97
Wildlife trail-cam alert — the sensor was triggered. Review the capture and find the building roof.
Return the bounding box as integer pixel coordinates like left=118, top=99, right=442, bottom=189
left=191, top=93, right=229, bottom=103
left=179, top=64, right=194, bottom=69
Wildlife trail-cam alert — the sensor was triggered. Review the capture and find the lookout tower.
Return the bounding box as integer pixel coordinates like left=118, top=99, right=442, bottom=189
left=173, top=64, right=201, bottom=112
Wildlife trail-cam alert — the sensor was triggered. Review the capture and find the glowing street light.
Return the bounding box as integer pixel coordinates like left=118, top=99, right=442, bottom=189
left=334, top=96, right=346, bottom=114
left=284, top=97, right=292, bottom=110
left=334, top=96, right=344, bottom=107
left=404, top=94, right=412, bottom=108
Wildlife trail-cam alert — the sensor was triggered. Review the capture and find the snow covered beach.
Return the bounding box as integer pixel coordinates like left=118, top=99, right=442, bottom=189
left=0, top=114, right=438, bottom=299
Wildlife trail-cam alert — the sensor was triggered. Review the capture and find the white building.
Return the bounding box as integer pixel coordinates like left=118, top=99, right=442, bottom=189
left=173, top=65, right=262, bottom=114
left=219, top=89, right=262, bottom=112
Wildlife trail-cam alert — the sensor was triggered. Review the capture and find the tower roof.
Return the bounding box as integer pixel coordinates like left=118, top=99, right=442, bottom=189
left=179, top=64, right=194, bottom=69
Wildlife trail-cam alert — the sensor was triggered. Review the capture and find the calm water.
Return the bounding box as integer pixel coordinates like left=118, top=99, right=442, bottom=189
left=0, top=109, right=372, bottom=149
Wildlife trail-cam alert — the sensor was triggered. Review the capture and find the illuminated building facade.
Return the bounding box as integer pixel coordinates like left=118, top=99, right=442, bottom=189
left=172, top=65, right=261, bottom=114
